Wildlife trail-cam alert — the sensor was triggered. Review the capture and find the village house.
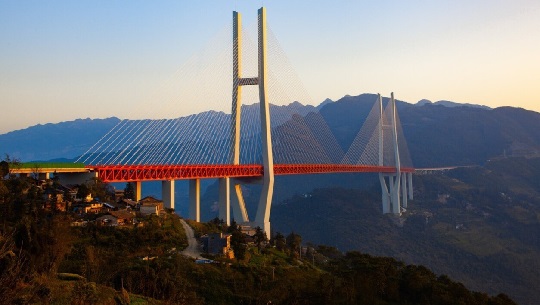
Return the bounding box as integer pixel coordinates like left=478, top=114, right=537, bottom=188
left=240, top=225, right=256, bottom=236
left=201, top=233, right=234, bottom=259
left=121, top=199, right=138, bottom=210
left=139, top=196, right=164, bottom=216
left=110, top=210, right=135, bottom=225
left=72, top=201, right=103, bottom=214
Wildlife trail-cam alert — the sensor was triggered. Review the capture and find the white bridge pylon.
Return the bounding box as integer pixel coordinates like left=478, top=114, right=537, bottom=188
left=187, top=8, right=414, bottom=236
left=212, top=7, right=274, bottom=238
left=376, top=93, right=414, bottom=214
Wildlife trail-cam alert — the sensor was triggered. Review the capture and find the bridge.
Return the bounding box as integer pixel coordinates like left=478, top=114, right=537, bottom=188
left=15, top=8, right=416, bottom=237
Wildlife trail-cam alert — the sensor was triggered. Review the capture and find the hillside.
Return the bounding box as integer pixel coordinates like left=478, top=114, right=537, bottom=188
left=271, top=157, right=540, bottom=305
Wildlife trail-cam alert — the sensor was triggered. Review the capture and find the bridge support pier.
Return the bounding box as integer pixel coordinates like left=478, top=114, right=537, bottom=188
left=162, top=180, right=175, bottom=210
left=134, top=181, right=142, bottom=202
left=38, top=172, right=50, bottom=180
left=218, top=178, right=231, bottom=225
left=189, top=179, right=201, bottom=222
left=379, top=174, right=401, bottom=214
left=407, top=172, right=414, bottom=200
left=401, top=172, right=408, bottom=209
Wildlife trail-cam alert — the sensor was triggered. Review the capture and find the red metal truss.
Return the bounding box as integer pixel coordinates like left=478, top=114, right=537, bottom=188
left=273, top=164, right=415, bottom=175
left=89, top=164, right=415, bottom=182
left=91, top=164, right=263, bottom=182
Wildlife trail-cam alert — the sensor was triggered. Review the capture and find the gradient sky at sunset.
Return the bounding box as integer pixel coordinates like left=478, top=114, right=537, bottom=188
left=1, top=0, right=539, bottom=134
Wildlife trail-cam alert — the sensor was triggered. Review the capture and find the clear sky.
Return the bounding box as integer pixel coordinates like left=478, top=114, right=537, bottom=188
left=1, top=0, right=539, bottom=134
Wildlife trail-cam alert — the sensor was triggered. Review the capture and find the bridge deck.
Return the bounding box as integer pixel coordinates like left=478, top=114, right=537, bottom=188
left=91, top=164, right=415, bottom=182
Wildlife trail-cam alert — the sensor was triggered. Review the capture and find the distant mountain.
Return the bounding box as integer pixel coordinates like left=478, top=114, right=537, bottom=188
left=317, top=94, right=540, bottom=167
left=316, top=98, right=333, bottom=110
left=0, top=117, right=121, bottom=162
left=2, top=94, right=538, bottom=166
left=415, top=99, right=491, bottom=110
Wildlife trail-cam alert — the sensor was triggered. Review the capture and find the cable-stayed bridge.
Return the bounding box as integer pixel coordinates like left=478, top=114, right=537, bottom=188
left=33, top=8, right=416, bottom=236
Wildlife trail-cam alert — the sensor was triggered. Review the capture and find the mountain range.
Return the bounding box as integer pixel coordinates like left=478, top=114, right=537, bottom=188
left=2, top=94, right=540, bottom=166
left=2, top=93, right=540, bottom=304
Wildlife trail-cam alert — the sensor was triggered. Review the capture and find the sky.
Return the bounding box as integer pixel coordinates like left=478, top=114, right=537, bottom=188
left=1, top=0, right=539, bottom=134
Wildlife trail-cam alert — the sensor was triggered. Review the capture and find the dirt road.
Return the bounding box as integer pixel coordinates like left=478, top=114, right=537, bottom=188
left=180, top=219, right=201, bottom=259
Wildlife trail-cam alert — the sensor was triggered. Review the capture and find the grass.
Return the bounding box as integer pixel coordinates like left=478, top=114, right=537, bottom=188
left=19, top=162, right=86, bottom=169
left=29, top=274, right=166, bottom=305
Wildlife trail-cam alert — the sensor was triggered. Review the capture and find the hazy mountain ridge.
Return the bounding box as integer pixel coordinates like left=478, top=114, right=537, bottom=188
left=0, top=117, right=121, bottom=162
left=416, top=98, right=491, bottom=110
left=2, top=94, right=540, bottom=303
left=3, top=94, right=538, bottom=166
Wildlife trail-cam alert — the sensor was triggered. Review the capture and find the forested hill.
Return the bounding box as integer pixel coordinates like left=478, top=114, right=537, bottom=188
left=271, top=157, right=540, bottom=305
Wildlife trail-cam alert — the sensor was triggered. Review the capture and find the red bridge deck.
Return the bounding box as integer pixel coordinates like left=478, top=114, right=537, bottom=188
left=91, top=164, right=415, bottom=182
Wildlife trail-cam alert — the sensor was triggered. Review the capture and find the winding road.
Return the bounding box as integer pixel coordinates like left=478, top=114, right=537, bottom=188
left=180, top=219, right=202, bottom=259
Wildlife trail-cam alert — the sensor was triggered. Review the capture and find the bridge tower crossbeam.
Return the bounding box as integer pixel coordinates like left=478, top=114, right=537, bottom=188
left=209, top=7, right=274, bottom=237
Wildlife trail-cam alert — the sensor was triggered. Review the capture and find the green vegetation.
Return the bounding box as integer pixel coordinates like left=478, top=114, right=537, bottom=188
left=0, top=156, right=521, bottom=304
left=272, top=157, right=540, bottom=305
left=19, top=162, right=86, bottom=169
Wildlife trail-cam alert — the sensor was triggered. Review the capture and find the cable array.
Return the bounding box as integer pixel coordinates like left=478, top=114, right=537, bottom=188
left=77, top=20, right=411, bottom=169
left=342, top=96, right=413, bottom=168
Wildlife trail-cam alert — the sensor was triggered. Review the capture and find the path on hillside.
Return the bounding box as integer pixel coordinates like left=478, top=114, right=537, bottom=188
left=180, top=219, right=202, bottom=259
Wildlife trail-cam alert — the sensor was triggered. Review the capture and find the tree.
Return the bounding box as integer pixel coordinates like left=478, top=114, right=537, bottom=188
left=254, top=226, right=267, bottom=251
left=71, top=280, right=99, bottom=305
left=76, top=184, right=90, bottom=200
left=227, top=222, right=246, bottom=260
left=88, top=178, right=113, bottom=202
left=272, top=232, right=286, bottom=251
left=0, top=160, right=9, bottom=178
left=123, top=182, right=135, bottom=200
left=0, top=231, right=26, bottom=304
left=286, top=232, right=302, bottom=258
left=1, top=155, right=21, bottom=177
left=0, top=181, right=8, bottom=203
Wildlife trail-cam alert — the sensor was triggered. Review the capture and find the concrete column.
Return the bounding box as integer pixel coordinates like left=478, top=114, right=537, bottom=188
left=189, top=179, right=200, bottom=222
left=254, top=7, right=274, bottom=238
left=379, top=174, right=391, bottom=214
left=408, top=172, right=414, bottom=200
left=401, top=172, right=408, bottom=209
left=390, top=93, right=401, bottom=215
left=218, top=178, right=230, bottom=225
left=231, top=10, right=243, bottom=165
left=231, top=183, right=249, bottom=223
left=38, top=172, right=50, bottom=180
left=391, top=175, right=401, bottom=214
left=162, top=180, right=175, bottom=210
left=134, top=181, right=142, bottom=201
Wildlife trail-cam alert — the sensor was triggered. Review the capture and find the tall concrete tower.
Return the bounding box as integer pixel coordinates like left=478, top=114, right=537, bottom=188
left=219, top=7, right=274, bottom=238
left=378, top=93, right=412, bottom=215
